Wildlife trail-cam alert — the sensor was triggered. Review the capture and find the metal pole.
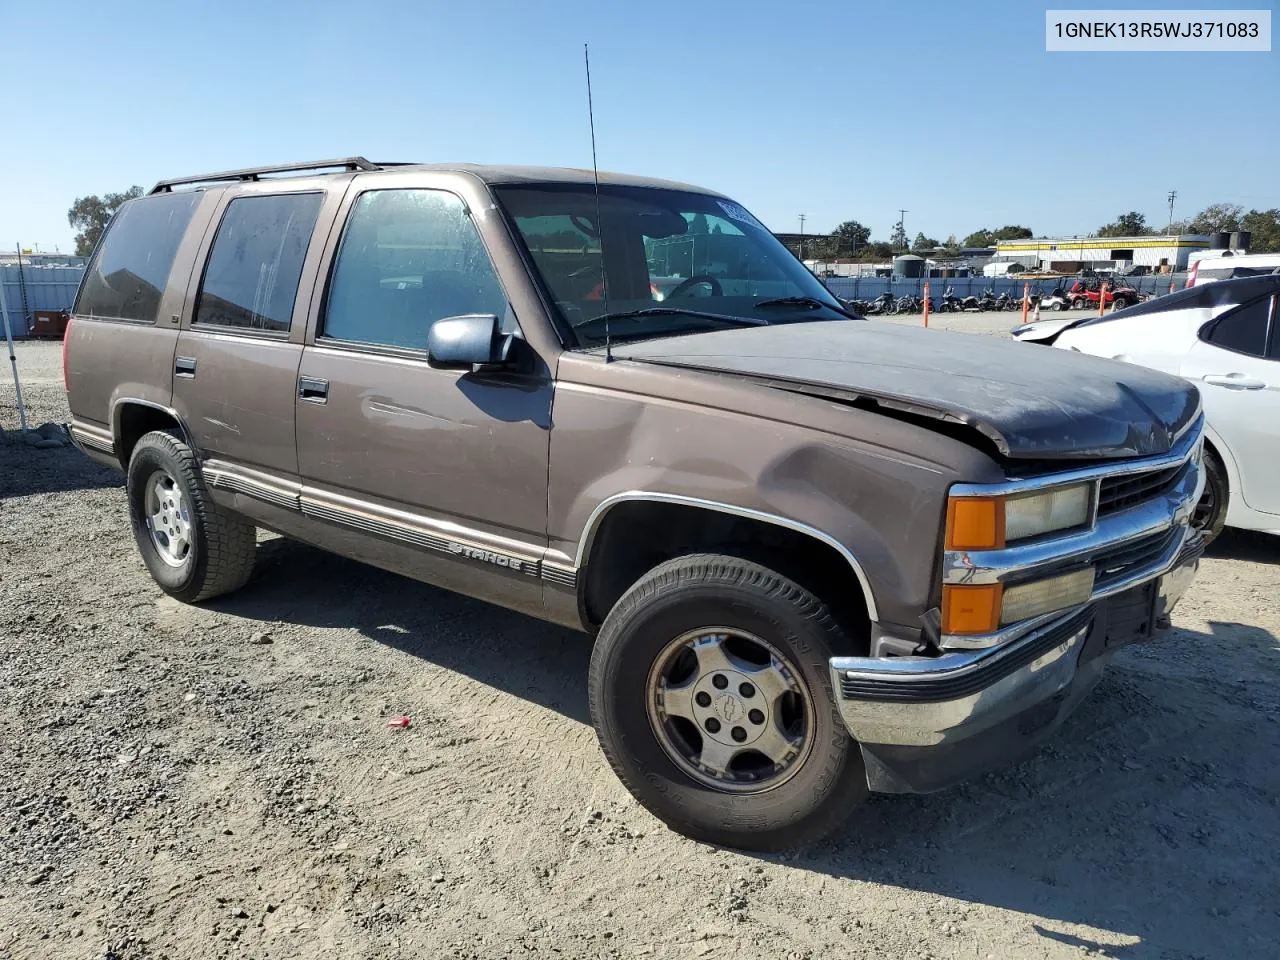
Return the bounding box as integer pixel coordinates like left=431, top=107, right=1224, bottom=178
left=1, top=269, right=30, bottom=433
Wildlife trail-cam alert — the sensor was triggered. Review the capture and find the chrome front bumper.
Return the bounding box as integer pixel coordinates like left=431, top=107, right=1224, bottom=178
left=829, top=424, right=1205, bottom=793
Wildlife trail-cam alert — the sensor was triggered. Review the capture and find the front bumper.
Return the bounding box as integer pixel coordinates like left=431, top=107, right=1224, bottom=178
left=830, top=531, right=1203, bottom=794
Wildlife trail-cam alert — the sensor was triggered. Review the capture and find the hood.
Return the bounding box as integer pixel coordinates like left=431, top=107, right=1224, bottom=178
left=610, top=321, right=1201, bottom=460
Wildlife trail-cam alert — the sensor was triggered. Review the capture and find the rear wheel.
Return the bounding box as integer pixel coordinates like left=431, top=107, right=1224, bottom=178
left=126, top=430, right=257, bottom=602
left=1193, top=450, right=1229, bottom=545
left=588, top=554, right=867, bottom=851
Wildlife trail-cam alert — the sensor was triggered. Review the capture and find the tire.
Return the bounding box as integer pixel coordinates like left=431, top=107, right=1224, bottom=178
left=1112, top=297, right=1129, bottom=310
left=1193, top=449, right=1229, bottom=545
left=588, top=554, right=867, bottom=851
left=1072, top=298, right=1086, bottom=310
left=126, top=430, right=257, bottom=603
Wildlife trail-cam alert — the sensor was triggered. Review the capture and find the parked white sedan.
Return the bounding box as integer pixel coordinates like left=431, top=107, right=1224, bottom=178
left=1014, top=274, right=1280, bottom=541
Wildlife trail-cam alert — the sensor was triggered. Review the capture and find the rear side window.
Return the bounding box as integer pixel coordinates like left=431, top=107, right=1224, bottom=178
left=194, top=193, right=323, bottom=333
left=74, top=192, right=201, bottom=323
left=1203, top=296, right=1270, bottom=356
left=323, top=189, right=507, bottom=349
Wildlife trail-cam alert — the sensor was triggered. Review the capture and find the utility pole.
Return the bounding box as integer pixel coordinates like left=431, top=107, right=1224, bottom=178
left=798, top=214, right=806, bottom=260
left=1166, top=190, right=1177, bottom=233
left=893, top=209, right=909, bottom=252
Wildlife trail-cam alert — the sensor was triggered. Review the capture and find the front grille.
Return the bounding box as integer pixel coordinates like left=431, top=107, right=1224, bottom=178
left=1090, top=529, right=1177, bottom=589
left=1098, top=464, right=1184, bottom=516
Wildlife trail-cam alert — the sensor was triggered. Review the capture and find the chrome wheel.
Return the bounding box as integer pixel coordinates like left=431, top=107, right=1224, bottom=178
left=143, top=469, right=192, bottom=567
left=645, top=627, right=815, bottom=794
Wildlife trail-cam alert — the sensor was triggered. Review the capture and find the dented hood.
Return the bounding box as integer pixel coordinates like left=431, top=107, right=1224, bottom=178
left=610, top=321, right=1201, bottom=459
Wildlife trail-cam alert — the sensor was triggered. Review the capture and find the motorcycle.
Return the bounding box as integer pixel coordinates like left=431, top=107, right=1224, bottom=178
left=976, top=288, right=999, bottom=312
left=939, top=287, right=965, bottom=312
left=861, top=292, right=896, bottom=315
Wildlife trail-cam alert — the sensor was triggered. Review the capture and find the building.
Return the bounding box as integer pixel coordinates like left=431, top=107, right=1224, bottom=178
left=991, top=234, right=1210, bottom=274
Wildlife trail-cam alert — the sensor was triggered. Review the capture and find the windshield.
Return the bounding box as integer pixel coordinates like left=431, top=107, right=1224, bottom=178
left=494, top=183, right=850, bottom=347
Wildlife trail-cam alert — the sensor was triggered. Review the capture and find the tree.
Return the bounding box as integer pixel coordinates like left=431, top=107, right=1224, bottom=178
left=911, top=232, right=939, bottom=251
left=992, top=225, right=1033, bottom=240
left=831, top=219, right=871, bottom=253
left=866, top=241, right=894, bottom=259
left=962, top=228, right=995, bottom=248
left=889, top=220, right=908, bottom=252
left=67, top=186, right=144, bottom=256
left=688, top=212, right=709, bottom=235
left=1097, top=211, right=1150, bottom=237
left=1239, top=208, right=1280, bottom=252
left=1185, top=203, right=1243, bottom=234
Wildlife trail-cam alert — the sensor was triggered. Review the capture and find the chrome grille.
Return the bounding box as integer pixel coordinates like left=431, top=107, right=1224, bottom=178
left=1090, top=529, right=1178, bottom=589
left=1097, top=464, right=1184, bottom=516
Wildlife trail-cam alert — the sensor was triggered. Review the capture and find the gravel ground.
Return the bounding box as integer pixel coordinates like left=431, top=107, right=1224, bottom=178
left=2, top=338, right=1278, bottom=960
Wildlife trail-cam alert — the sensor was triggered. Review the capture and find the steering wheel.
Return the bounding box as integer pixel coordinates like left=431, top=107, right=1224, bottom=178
left=665, top=275, right=723, bottom=299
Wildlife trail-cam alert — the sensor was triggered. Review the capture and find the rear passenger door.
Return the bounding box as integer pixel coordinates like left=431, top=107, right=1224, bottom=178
left=1181, top=292, right=1280, bottom=516
left=293, top=181, right=552, bottom=602
left=171, top=183, right=343, bottom=488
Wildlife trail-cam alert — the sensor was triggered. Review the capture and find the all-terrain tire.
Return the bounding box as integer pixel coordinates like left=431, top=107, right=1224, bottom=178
left=126, top=430, right=256, bottom=603
left=588, top=553, right=867, bottom=851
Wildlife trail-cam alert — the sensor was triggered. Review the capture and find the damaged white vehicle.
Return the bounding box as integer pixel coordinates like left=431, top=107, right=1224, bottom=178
left=1015, top=274, right=1280, bottom=541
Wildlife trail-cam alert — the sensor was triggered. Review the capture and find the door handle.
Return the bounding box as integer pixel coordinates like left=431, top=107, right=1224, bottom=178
left=1203, top=374, right=1266, bottom=390
left=298, top=376, right=329, bottom=403
left=175, top=356, right=197, bottom=378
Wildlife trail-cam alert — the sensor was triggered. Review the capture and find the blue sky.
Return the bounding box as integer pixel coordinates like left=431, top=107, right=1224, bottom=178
left=5, top=0, right=1276, bottom=251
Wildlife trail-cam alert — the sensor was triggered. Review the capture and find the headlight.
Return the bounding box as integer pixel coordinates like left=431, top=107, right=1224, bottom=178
left=945, top=481, right=1094, bottom=550
left=942, top=567, right=1096, bottom=636
left=1000, top=567, right=1095, bottom=624
left=1005, top=484, right=1093, bottom=542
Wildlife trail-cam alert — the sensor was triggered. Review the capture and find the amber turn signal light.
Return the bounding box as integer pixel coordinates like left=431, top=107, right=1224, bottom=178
left=945, top=496, right=1006, bottom=551
left=942, top=583, right=1003, bottom=635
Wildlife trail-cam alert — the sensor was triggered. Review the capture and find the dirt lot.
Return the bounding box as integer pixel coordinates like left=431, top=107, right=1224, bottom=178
left=2, top=336, right=1278, bottom=960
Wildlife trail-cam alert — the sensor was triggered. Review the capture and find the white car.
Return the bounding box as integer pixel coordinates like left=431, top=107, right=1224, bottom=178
left=1014, top=274, right=1280, bottom=540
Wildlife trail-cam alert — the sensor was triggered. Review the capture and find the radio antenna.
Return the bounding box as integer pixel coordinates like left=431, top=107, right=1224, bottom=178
left=584, top=43, right=613, bottom=362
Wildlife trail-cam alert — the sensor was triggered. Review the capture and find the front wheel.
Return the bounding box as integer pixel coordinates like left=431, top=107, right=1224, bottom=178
left=1193, top=450, right=1229, bottom=544
left=588, top=554, right=867, bottom=851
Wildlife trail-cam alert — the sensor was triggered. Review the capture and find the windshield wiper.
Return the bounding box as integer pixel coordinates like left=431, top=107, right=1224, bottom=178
left=578, top=307, right=767, bottom=329
left=753, top=296, right=860, bottom=319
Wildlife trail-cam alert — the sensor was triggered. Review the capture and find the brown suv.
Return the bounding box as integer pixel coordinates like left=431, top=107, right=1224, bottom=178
left=65, top=157, right=1205, bottom=850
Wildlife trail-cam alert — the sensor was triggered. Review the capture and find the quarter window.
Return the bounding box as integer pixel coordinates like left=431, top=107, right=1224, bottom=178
left=323, top=189, right=508, bottom=349
left=74, top=192, right=201, bottom=323
left=194, top=193, right=322, bottom=333
left=1203, top=296, right=1270, bottom=357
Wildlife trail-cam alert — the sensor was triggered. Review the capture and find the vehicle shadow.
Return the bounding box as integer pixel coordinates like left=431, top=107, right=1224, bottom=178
left=772, top=617, right=1280, bottom=958
left=208, top=535, right=593, bottom=725
left=0, top=440, right=122, bottom=499
left=1206, top=528, right=1280, bottom=564
left=212, top=536, right=1280, bottom=957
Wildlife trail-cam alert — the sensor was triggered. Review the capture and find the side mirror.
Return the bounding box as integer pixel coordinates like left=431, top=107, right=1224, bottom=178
left=427, top=314, right=514, bottom=370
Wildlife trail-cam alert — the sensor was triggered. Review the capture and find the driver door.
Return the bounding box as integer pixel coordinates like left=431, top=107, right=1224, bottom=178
left=293, top=183, right=554, bottom=612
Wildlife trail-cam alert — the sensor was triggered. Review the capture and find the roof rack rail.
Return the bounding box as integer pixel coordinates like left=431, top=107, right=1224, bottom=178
left=149, top=156, right=381, bottom=194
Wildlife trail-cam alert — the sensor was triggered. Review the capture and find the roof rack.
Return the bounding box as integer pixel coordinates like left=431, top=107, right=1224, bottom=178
left=149, top=156, right=383, bottom=194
